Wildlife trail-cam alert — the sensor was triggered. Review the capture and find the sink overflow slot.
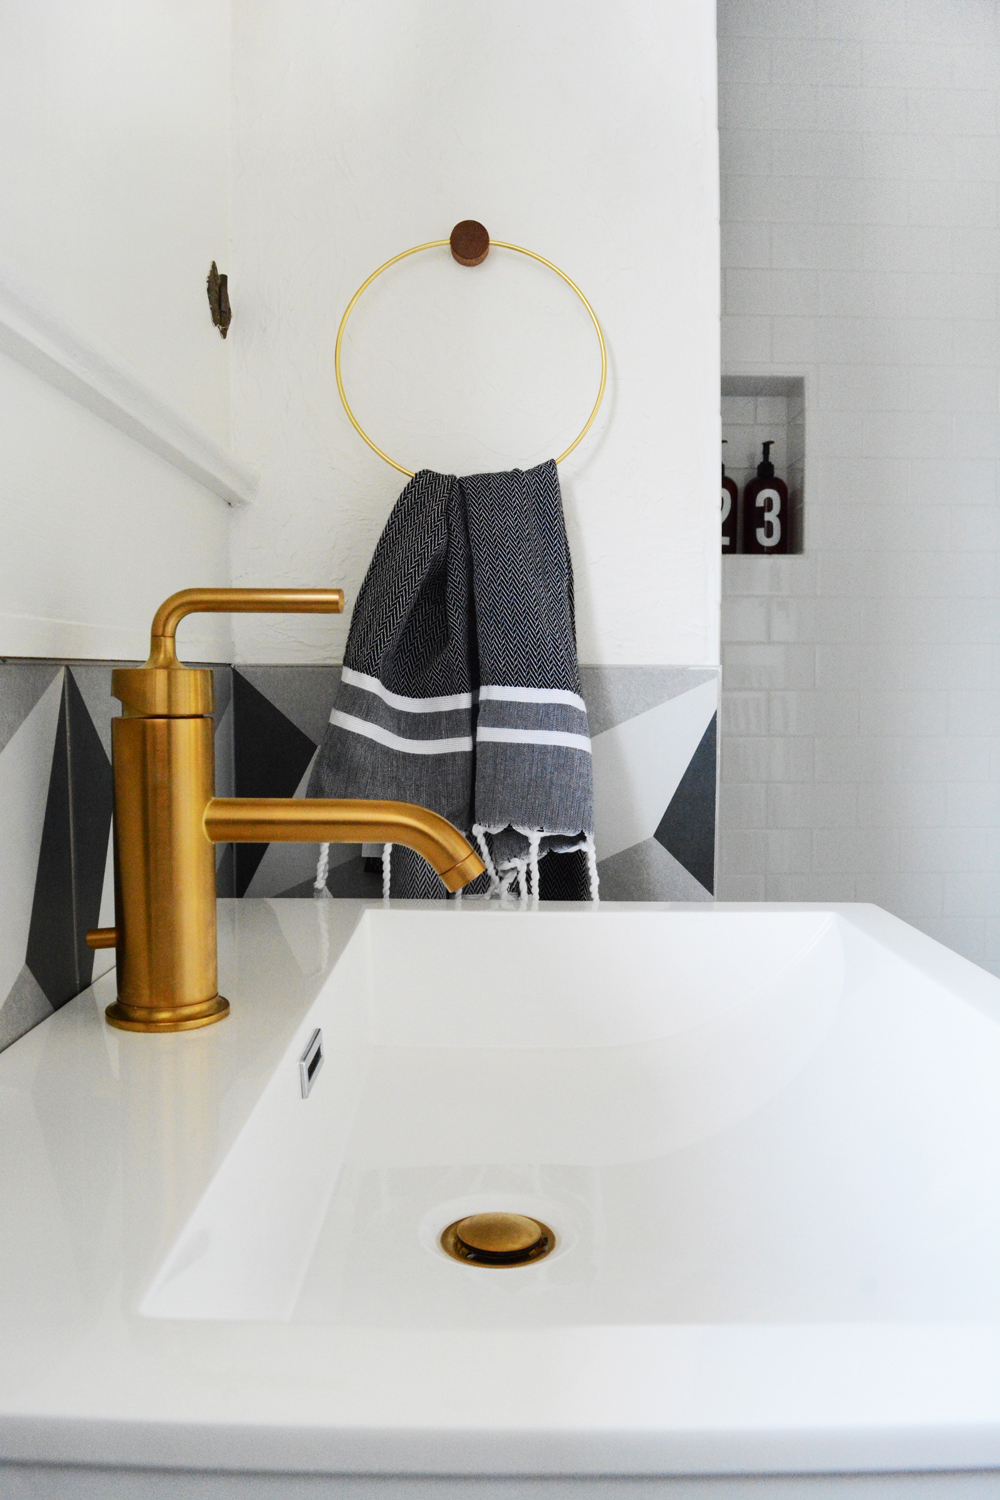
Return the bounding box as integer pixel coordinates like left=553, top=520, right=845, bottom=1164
left=299, top=1029, right=324, bottom=1098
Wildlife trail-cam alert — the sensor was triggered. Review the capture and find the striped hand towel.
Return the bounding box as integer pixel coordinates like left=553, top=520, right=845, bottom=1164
left=307, top=459, right=596, bottom=900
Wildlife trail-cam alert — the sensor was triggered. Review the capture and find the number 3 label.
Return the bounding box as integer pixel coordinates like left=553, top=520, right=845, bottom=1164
left=755, top=487, right=781, bottom=548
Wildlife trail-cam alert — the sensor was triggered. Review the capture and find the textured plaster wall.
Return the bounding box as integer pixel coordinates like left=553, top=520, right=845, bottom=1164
left=228, top=0, right=721, bottom=667
left=0, top=0, right=233, bottom=661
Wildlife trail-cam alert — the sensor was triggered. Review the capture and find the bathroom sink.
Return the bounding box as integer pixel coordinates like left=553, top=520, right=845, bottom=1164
left=0, top=900, right=998, bottom=1493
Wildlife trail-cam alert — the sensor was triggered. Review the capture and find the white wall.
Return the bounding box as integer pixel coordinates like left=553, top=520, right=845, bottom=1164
left=717, top=0, right=1000, bottom=975
left=229, top=0, right=721, bottom=667
left=0, top=0, right=234, bottom=662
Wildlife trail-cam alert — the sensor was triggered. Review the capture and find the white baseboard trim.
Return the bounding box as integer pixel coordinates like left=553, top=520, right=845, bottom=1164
left=0, top=263, right=258, bottom=507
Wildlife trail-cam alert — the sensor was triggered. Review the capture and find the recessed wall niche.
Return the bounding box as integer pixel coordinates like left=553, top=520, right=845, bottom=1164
left=721, top=375, right=805, bottom=554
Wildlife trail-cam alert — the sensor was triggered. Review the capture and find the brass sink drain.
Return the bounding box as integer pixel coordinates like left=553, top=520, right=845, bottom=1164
left=441, top=1212, right=555, bottom=1267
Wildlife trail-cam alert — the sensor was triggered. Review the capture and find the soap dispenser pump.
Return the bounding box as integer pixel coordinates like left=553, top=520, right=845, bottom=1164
left=741, top=440, right=789, bottom=554
left=721, top=441, right=738, bottom=552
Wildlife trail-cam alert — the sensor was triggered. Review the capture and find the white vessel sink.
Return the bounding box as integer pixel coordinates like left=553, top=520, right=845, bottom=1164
left=0, top=900, right=998, bottom=1496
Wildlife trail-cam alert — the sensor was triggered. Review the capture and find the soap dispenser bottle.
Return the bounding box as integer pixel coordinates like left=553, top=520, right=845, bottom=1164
left=721, top=441, right=738, bottom=553
left=741, top=441, right=789, bottom=554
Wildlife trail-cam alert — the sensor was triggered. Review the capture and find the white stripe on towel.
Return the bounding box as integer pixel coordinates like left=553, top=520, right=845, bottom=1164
left=341, top=667, right=475, bottom=713
left=330, top=710, right=473, bottom=754
left=477, top=726, right=592, bottom=752
left=479, top=685, right=587, bottom=712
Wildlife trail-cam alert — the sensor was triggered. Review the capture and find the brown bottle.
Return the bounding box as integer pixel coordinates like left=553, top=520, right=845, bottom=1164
left=721, top=441, right=738, bottom=553
left=741, top=441, right=789, bottom=554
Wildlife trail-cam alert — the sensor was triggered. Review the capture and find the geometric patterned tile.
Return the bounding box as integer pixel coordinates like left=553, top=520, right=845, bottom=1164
left=596, top=836, right=713, bottom=902
left=0, top=964, right=54, bottom=1052
left=654, top=711, right=718, bottom=894
left=580, top=664, right=720, bottom=736
left=0, top=671, right=65, bottom=1010
left=26, top=669, right=113, bottom=1008
left=0, top=662, right=61, bottom=755
left=232, top=670, right=318, bottom=896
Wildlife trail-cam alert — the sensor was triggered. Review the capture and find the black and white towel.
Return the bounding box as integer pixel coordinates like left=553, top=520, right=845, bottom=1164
left=306, top=459, right=597, bottom=900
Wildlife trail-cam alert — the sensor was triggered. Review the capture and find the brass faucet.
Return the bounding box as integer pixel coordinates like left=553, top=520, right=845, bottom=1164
left=86, top=588, right=485, bottom=1034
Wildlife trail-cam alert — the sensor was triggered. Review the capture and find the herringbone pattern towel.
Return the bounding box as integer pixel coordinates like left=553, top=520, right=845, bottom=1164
left=307, top=460, right=596, bottom=899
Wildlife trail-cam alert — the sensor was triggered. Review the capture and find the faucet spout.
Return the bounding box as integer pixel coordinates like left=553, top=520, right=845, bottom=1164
left=204, top=798, right=484, bottom=892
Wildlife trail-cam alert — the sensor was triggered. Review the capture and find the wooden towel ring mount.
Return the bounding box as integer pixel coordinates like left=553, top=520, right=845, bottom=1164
left=335, top=221, right=607, bottom=477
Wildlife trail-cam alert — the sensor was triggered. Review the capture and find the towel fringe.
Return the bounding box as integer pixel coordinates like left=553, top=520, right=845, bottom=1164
left=382, top=842, right=393, bottom=901
left=314, top=842, right=332, bottom=899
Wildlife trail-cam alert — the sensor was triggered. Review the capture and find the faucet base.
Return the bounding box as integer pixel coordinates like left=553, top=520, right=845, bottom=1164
left=105, top=995, right=231, bottom=1033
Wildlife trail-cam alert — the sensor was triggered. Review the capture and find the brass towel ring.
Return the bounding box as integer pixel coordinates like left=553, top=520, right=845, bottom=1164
left=335, top=222, right=608, bottom=478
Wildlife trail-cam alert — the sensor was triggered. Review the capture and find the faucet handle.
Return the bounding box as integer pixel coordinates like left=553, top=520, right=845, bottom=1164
left=114, top=588, right=345, bottom=718
left=147, top=588, right=345, bottom=668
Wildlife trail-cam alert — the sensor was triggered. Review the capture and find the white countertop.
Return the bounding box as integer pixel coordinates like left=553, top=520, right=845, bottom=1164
left=0, top=899, right=998, bottom=1480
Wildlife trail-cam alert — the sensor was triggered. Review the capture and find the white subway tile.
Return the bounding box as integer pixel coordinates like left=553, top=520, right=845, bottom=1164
left=720, top=782, right=768, bottom=829
left=900, top=826, right=989, bottom=873
left=722, top=83, right=819, bottom=131
left=951, top=45, right=1000, bottom=91
left=947, top=690, right=1000, bottom=736
left=811, top=315, right=867, bottom=361
left=816, top=549, right=909, bottom=597
left=769, top=782, right=858, bottom=828
left=855, top=873, right=944, bottom=919
left=717, top=829, right=769, bottom=877
left=951, top=318, right=1000, bottom=365
left=910, top=458, right=997, bottom=507
left=919, top=917, right=987, bottom=962
left=818, top=363, right=909, bottom=410
left=717, top=874, right=769, bottom=901
left=815, top=177, right=910, bottom=226
left=815, top=0, right=908, bottom=43
left=951, top=596, right=1000, bottom=644
left=815, top=84, right=908, bottom=131
left=906, top=551, right=997, bottom=598
left=723, top=735, right=813, bottom=782
left=954, top=411, right=1000, bottom=459
left=721, top=596, right=770, bottom=642
left=808, top=409, right=865, bottom=457
left=862, top=409, right=952, bottom=459
left=862, top=131, right=955, bottom=182
left=767, top=828, right=814, bottom=872
left=723, top=642, right=816, bottom=689
left=723, top=175, right=821, bottom=224
left=905, top=0, right=999, bottom=46
left=862, top=224, right=952, bottom=274
left=721, top=690, right=770, bottom=736
left=726, top=267, right=819, bottom=315
left=819, top=270, right=909, bottom=318
left=954, top=135, right=1000, bottom=182
left=770, top=316, right=818, bottom=360
left=814, top=826, right=899, bottom=872
left=721, top=315, right=773, bottom=364
left=950, top=227, right=1000, bottom=276
left=907, top=87, right=997, bottom=137
left=767, top=872, right=858, bottom=900
left=772, top=222, right=865, bottom=270
left=770, top=690, right=860, bottom=736
left=858, top=689, right=948, bottom=736
left=718, top=36, right=773, bottom=85
left=722, top=395, right=758, bottom=425
left=909, top=180, right=998, bottom=229
left=944, top=872, right=1000, bottom=918
left=863, top=317, right=952, bottom=365
left=948, top=782, right=1000, bottom=827
left=721, top=221, right=772, bottom=269
left=755, top=395, right=791, bottom=423
left=723, top=554, right=818, bottom=596
left=857, top=780, right=947, bottom=827
left=772, top=38, right=864, bottom=87
left=720, top=128, right=774, bottom=178
left=942, top=736, right=995, bottom=782
left=860, top=504, right=951, bottom=552
left=814, top=735, right=902, bottom=782
left=909, top=365, right=998, bottom=415
left=862, top=42, right=952, bottom=89
left=718, top=0, right=816, bottom=40
left=858, top=596, right=951, bottom=642
left=772, top=129, right=865, bottom=178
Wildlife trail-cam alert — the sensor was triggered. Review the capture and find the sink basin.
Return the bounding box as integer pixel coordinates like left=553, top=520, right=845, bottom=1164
left=1, top=900, right=998, bottom=1493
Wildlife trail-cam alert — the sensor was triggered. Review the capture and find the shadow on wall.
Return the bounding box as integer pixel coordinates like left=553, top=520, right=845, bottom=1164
left=0, top=661, right=719, bottom=1053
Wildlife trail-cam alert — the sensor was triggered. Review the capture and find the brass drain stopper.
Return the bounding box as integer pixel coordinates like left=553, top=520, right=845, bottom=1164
left=441, top=1212, right=555, bottom=1267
